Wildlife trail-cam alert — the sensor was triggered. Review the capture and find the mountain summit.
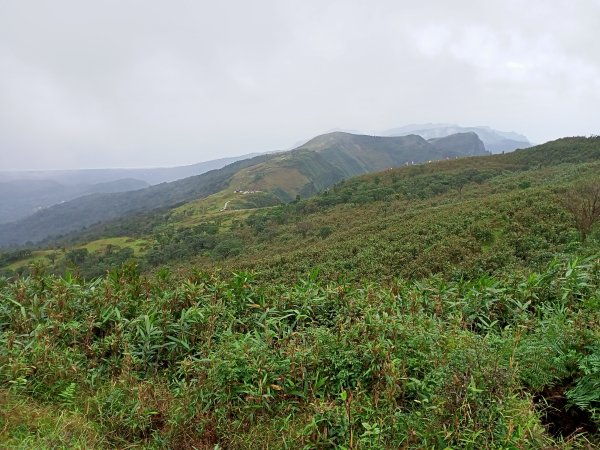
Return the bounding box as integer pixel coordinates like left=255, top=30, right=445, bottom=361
left=258, top=131, right=489, bottom=199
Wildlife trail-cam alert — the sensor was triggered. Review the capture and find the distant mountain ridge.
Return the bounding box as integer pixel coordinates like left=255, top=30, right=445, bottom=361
left=383, top=123, right=531, bottom=153
left=0, top=154, right=262, bottom=186
left=0, top=178, right=150, bottom=224
left=0, top=153, right=261, bottom=225
left=0, top=154, right=279, bottom=246
left=0, top=131, right=488, bottom=246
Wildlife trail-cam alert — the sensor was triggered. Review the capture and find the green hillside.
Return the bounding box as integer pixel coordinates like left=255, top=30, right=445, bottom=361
left=0, top=132, right=486, bottom=247
left=2, top=137, right=599, bottom=280
left=0, top=154, right=279, bottom=247
left=245, top=132, right=488, bottom=200
left=1, top=137, right=599, bottom=448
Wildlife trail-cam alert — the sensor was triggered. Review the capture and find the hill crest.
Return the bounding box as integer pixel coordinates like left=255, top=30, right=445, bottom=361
left=0, top=131, right=488, bottom=246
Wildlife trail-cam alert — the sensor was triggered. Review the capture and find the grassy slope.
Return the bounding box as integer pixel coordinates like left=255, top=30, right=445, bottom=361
left=2, top=137, right=599, bottom=279
left=0, top=137, right=599, bottom=448
left=164, top=137, right=600, bottom=283
left=81, top=237, right=148, bottom=255
left=0, top=132, right=486, bottom=247
left=229, top=132, right=488, bottom=201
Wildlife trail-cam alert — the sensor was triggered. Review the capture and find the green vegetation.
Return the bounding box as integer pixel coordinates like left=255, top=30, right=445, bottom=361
left=229, top=132, right=488, bottom=202
left=0, top=258, right=598, bottom=448
left=1, top=136, right=600, bottom=448
left=0, top=153, right=280, bottom=247
left=0, top=131, right=487, bottom=247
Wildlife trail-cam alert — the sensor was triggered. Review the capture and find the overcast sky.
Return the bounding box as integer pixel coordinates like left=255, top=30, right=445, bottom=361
left=1, top=0, right=599, bottom=170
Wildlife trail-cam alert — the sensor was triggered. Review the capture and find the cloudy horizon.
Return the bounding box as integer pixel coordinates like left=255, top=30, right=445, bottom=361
left=1, top=0, right=599, bottom=170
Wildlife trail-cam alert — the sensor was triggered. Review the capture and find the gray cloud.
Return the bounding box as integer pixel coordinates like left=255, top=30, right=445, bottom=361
left=1, top=0, right=599, bottom=170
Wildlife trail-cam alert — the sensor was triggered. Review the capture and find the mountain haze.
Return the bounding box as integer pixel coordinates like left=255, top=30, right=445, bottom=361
left=0, top=154, right=279, bottom=246
left=0, top=178, right=150, bottom=224
left=0, top=154, right=262, bottom=224
left=384, top=124, right=531, bottom=153
left=0, top=154, right=261, bottom=186
left=0, top=132, right=487, bottom=246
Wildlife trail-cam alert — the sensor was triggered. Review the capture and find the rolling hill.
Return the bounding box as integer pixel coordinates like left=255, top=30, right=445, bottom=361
left=27, top=135, right=595, bottom=282
left=0, top=153, right=279, bottom=247
left=0, top=131, right=488, bottom=247
left=119, top=136, right=600, bottom=282
left=226, top=132, right=487, bottom=201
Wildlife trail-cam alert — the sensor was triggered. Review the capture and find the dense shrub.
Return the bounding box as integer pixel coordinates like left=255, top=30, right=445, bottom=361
left=1, top=257, right=598, bottom=447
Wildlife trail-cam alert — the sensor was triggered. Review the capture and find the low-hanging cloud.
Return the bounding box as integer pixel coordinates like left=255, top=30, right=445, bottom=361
left=1, top=0, right=599, bottom=170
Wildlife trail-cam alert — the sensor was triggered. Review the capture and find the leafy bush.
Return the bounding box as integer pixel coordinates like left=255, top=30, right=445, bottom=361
left=0, top=256, right=598, bottom=447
